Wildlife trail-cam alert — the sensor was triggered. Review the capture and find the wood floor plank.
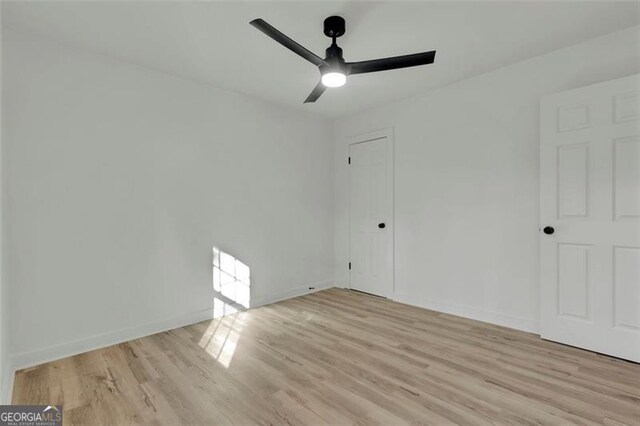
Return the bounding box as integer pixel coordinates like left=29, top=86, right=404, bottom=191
left=12, top=288, right=640, bottom=425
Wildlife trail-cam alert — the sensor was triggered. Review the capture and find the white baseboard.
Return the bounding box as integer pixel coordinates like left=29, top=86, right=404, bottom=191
left=10, top=307, right=214, bottom=374
left=6, top=282, right=336, bottom=398
left=251, top=281, right=334, bottom=308
left=393, top=293, right=540, bottom=334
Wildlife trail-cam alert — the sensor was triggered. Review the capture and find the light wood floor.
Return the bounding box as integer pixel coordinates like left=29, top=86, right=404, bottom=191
left=12, top=288, right=640, bottom=425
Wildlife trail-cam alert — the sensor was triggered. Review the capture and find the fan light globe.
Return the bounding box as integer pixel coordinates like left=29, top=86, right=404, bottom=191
left=321, top=72, right=346, bottom=88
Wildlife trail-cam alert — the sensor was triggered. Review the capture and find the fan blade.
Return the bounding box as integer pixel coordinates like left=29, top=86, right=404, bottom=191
left=347, top=50, right=436, bottom=75
left=250, top=19, right=327, bottom=67
left=303, top=81, right=326, bottom=103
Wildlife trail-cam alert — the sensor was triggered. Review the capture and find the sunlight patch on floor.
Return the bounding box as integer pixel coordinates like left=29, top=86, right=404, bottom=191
left=198, top=314, right=245, bottom=368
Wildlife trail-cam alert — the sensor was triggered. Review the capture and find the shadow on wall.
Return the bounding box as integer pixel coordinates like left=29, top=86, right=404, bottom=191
left=212, top=247, right=251, bottom=318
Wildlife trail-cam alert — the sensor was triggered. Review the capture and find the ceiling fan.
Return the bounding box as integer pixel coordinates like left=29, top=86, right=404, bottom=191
left=250, top=16, right=436, bottom=103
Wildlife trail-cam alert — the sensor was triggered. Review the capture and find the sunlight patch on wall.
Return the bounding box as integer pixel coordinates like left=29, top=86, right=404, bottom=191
left=212, top=247, right=251, bottom=316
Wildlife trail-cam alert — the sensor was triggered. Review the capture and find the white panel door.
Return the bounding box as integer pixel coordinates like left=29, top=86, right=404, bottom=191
left=349, top=131, right=393, bottom=298
left=540, top=74, right=640, bottom=362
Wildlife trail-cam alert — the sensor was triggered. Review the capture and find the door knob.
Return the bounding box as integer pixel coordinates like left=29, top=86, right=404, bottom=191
left=543, top=226, right=554, bottom=235
left=378, top=223, right=386, bottom=229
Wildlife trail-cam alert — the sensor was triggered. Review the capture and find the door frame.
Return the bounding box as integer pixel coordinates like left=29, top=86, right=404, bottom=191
left=347, top=128, right=395, bottom=298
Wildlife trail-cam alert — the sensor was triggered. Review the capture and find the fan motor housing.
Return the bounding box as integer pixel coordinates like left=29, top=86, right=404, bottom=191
left=324, top=16, right=345, bottom=38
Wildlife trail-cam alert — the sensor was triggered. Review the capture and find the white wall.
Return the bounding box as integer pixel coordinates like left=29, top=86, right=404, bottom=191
left=0, top=16, right=7, bottom=402
left=2, top=30, right=334, bottom=368
left=333, top=26, right=640, bottom=333
left=0, top=7, right=10, bottom=402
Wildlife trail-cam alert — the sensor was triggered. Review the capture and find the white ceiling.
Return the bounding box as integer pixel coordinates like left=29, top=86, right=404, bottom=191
left=3, top=1, right=639, bottom=117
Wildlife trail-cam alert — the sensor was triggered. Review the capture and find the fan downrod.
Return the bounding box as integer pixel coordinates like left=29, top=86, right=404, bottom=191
left=323, top=16, right=345, bottom=38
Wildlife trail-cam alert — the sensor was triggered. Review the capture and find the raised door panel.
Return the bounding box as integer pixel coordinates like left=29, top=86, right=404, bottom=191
left=614, top=91, right=640, bottom=123
left=557, top=243, right=591, bottom=320
left=613, top=136, right=640, bottom=221
left=613, top=247, right=640, bottom=331
left=557, top=105, right=591, bottom=132
left=557, top=144, right=590, bottom=219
